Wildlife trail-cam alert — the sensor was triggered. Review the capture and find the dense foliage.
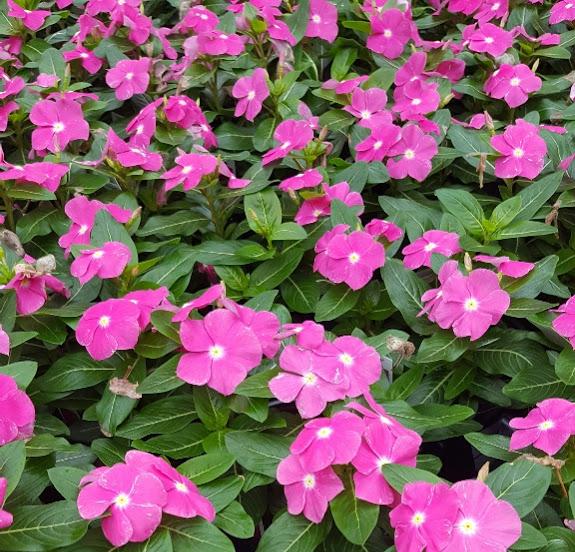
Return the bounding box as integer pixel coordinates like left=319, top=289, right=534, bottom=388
left=2, top=0, right=575, bottom=550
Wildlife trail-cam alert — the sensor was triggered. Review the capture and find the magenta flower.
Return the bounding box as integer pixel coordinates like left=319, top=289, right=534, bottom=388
left=395, top=52, right=426, bottom=87
left=393, top=80, right=440, bottom=121
left=125, top=451, right=215, bottom=521
left=76, top=299, right=141, bottom=361
left=7, top=0, right=50, bottom=31
left=125, top=287, right=171, bottom=329
left=353, top=421, right=421, bottom=506
left=176, top=5, right=219, bottom=33
left=313, top=229, right=385, bottom=290
left=29, top=98, right=89, bottom=154
left=402, top=230, right=461, bottom=269
left=269, top=344, right=344, bottom=418
left=323, top=75, right=369, bottom=94
left=71, top=242, right=132, bottom=285
left=106, top=58, right=151, bottom=101
left=77, top=463, right=167, bottom=547
left=295, top=181, right=363, bottom=225
left=355, top=122, right=401, bottom=162
left=0, top=374, right=35, bottom=445
left=390, top=482, right=459, bottom=552
left=343, top=87, right=390, bottom=128
left=171, top=283, right=225, bottom=323
left=474, top=254, right=534, bottom=278
left=419, top=260, right=463, bottom=322
left=63, top=46, right=103, bottom=75
left=444, top=480, right=521, bottom=552
left=367, top=9, right=412, bottom=59
left=276, top=454, right=344, bottom=523
left=107, top=130, right=163, bottom=171
left=509, top=398, right=575, bottom=456
left=176, top=308, right=262, bottom=396
left=433, top=269, right=511, bottom=340
left=463, top=23, right=514, bottom=57
left=0, top=478, right=12, bottom=529
left=0, top=101, right=18, bottom=132
left=387, top=125, right=438, bottom=182
left=6, top=270, right=69, bottom=315
left=161, top=152, right=218, bottom=191
left=278, top=169, right=323, bottom=192
left=491, top=119, right=547, bottom=180
left=290, top=411, right=364, bottom=471
left=0, top=324, right=9, bottom=356
left=232, top=68, right=270, bottom=122
left=365, top=218, right=403, bottom=242
left=0, top=162, right=68, bottom=192
left=484, top=64, right=542, bottom=108
left=553, top=296, right=575, bottom=348
left=550, top=0, right=575, bottom=24
left=262, top=120, right=314, bottom=165
left=305, top=0, right=339, bottom=43
left=197, top=31, right=245, bottom=56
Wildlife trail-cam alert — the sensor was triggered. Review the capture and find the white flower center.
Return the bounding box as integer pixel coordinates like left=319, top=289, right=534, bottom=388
left=175, top=482, right=189, bottom=493
left=98, top=315, right=111, bottom=328
left=458, top=518, right=478, bottom=535
left=377, top=456, right=392, bottom=469
left=247, top=90, right=256, bottom=100
left=53, top=122, right=65, bottom=133
left=182, top=165, right=192, bottom=174
left=219, top=34, right=228, bottom=40
left=280, top=141, right=291, bottom=150
left=424, top=242, right=437, bottom=252
left=411, top=98, right=422, bottom=106
left=303, top=474, right=316, bottom=489
left=80, top=52, right=89, bottom=59
left=114, top=493, right=130, bottom=508
left=348, top=252, right=361, bottom=264
left=380, top=415, right=393, bottom=426
left=312, top=14, right=321, bottom=23
left=79, top=224, right=88, bottom=235
left=125, top=72, right=134, bottom=80
left=492, top=2, right=500, bottom=9
left=302, top=372, right=317, bottom=386
left=404, top=149, right=415, bottom=160
left=339, top=352, right=354, bottom=366
left=373, top=140, right=383, bottom=150
left=411, top=512, right=426, bottom=527
left=510, top=77, right=521, bottom=87
left=92, top=250, right=104, bottom=259
left=383, top=29, right=393, bottom=38
left=316, top=427, right=333, bottom=439
left=539, top=420, right=554, bottom=431
left=484, top=36, right=494, bottom=44
left=209, top=345, right=225, bottom=360
left=178, top=99, right=187, bottom=106
left=136, top=124, right=144, bottom=134
left=513, top=147, right=524, bottom=158
left=360, top=110, right=371, bottom=119
left=464, top=298, right=479, bottom=312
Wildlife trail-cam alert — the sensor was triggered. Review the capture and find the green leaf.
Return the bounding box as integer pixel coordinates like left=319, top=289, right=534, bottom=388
left=235, top=368, right=277, bottom=398
left=504, top=256, right=558, bottom=299
left=556, top=348, right=575, bottom=385
left=199, top=476, right=244, bottom=512
left=464, top=432, right=519, bottom=462
left=0, top=441, right=26, bottom=496
left=492, top=221, right=556, bottom=239
left=281, top=273, right=320, bottom=314
left=0, top=361, right=38, bottom=389
left=383, top=401, right=474, bottom=433
left=39, top=48, right=66, bottom=80
left=444, top=365, right=476, bottom=400
left=138, top=356, right=184, bottom=395
left=570, top=481, right=575, bottom=518
left=134, top=424, right=209, bottom=460
left=315, top=285, right=360, bottom=322
left=490, top=195, right=522, bottom=229
left=215, top=501, right=255, bottom=539
left=92, top=210, right=138, bottom=264
left=244, top=190, right=282, bottom=238
left=381, top=464, right=443, bottom=493
left=271, top=222, right=307, bottom=241
left=215, top=123, right=253, bottom=150
left=16, top=206, right=58, bottom=244
left=504, top=363, right=568, bottom=404
left=225, top=431, right=290, bottom=477
left=506, top=298, right=555, bottom=318
left=416, top=331, right=469, bottom=363
left=0, top=501, right=88, bottom=551
left=515, top=173, right=562, bottom=221
left=178, top=453, right=235, bottom=485
left=512, top=523, right=549, bottom=550
left=255, top=511, right=331, bottom=552
left=286, top=0, right=310, bottom=43
left=47, top=467, right=86, bottom=501
left=436, top=188, right=485, bottom=237
left=137, top=211, right=209, bottom=238
left=249, top=249, right=303, bottom=292
left=194, top=387, right=230, bottom=430
left=141, top=247, right=196, bottom=286
left=330, top=488, right=378, bottom=545
left=162, top=518, right=234, bottom=552
left=486, top=461, right=551, bottom=518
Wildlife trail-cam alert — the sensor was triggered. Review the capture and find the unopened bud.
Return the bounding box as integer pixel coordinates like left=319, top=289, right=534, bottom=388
left=464, top=252, right=473, bottom=272
left=386, top=335, right=415, bottom=358
left=477, top=461, right=490, bottom=482
left=0, top=230, right=24, bottom=257
left=109, top=377, right=142, bottom=399
left=35, top=254, right=56, bottom=274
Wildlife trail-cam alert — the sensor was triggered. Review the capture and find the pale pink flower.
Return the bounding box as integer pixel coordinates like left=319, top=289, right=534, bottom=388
left=107, top=130, right=163, bottom=171
left=550, top=0, right=575, bottom=24
left=71, top=241, right=132, bottom=285
left=343, top=87, right=390, bottom=128
left=403, top=230, right=461, bottom=269
left=355, top=122, right=401, bottom=162
left=393, top=80, right=440, bottom=121
left=125, top=287, right=171, bottom=329
left=484, top=64, right=542, bottom=108
left=0, top=478, right=12, bottom=529
left=365, top=219, right=403, bottom=242
left=77, top=463, right=167, bottom=547
left=269, top=344, right=344, bottom=418
left=390, top=482, right=459, bottom=552
left=278, top=169, right=323, bottom=192
left=161, top=152, right=217, bottom=191
left=491, top=119, right=547, bottom=180
left=232, top=68, right=269, bottom=122
left=314, top=229, right=385, bottom=290
left=197, top=31, right=245, bottom=56
left=0, top=374, right=35, bottom=445
left=6, top=271, right=69, bottom=315
left=353, top=421, right=421, bottom=506
left=433, top=269, right=511, bottom=340
left=106, top=58, right=151, bottom=101
left=30, top=98, right=89, bottom=153
left=291, top=411, right=364, bottom=471
left=474, top=254, right=534, bottom=278
left=63, top=46, right=103, bottom=75
left=7, top=0, right=50, bottom=31
left=262, top=120, right=314, bottom=165
left=553, top=296, right=575, bottom=348
left=463, top=23, right=514, bottom=57
left=276, top=454, right=344, bottom=523
left=444, top=480, right=521, bottom=552
left=0, top=325, right=9, bottom=356
left=367, top=9, right=412, bottom=59
left=176, top=308, right=262, bottom=396
left=125, top=451, right=215, bottom=521
left=305, top=0, right=338, bottom=43
left=387, top=125, right=438, bottom=182
left=0, top=162, right=68, bottom=192
left=509, top=398, right=575, bottom=456
left=76, top=299, right=141, bottom=360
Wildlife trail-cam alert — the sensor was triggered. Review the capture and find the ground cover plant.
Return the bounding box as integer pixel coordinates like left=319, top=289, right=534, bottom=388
left=3, top=0, right=575, bottom=550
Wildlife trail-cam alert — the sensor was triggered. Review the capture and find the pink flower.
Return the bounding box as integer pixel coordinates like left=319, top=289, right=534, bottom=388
left=278, top=169, right=323, bottom=192
left=161, top=152, right=217, bottom=191
left=76, top=299, right=141, bottom=361
left=295, top=182, right=363, bottom=225
left=176, top=308, right=262, bottom=396
left=393, top=80, right=440, bottom=121
left=365, top=219, right=403, bottom=242
left=269, top=344, right=344, bottom=418
left=77, top=463, right=167, bottom=547
left=395, top=52, right=426, bottom=87
left=0, top=374, right=35, bottom=445
left=290, top=412, right=364, bottom=471
left=390, top=482, right=459, bottom=552
left=106, top=58, right=151, bottom=101
left=6, top=270, right=69, bottom=315
left=30, top=98, right=89, bottom=154
left=491, top=119, right=547, bottom=180
left=63, top=46, right=103, bottom=75
left=197, top=31, right=245, bottom=56
left=263, top=11, right=297, bottom=45
left=171, top=283, right=225, bottom=323
left=305, top=0, right=338, bottom=43
left=262, top=120, right=314, bottom=165
left=124, top=451, right=215, bottom=521
left=474, top=0, right=509, bottom=22
left=276, top=454, right=344, bottom=523
left=107, top=130, right=163, bottom=171
left=7, top=0, right=50, bottom=31
left=0, top=101, right=18, bottom=132
left=353, top=420, right=421, bottom=506
left=355, top=122, right=401, bottom=162
left=367, top=9, right=412, bottom=59
left=125, top=288, right=171, bottom=329
left=0, top=162, right=68, bottom=192
left=59, top=196, right=132, bottom=257
left=474, top=254, right=534, bottom=278
left=0, top=325, right=9, bottom=356
left=444, top=480, right=521, bottom=552
left=0, top=478, right=13, bottom=529
left=484, top=64, right=542, bottom=108
left=323, top=75, right=368, bottom=95
left=343, top=87, right=390, bottom=128
left=419, top=260, right=462, bottom=322
left=463, top=23, right=514, bottom=57
left=553, top=296, right=575, bottom=348
left=387, top=125, right=438, bottom=182
left=550, top=0, right=575, bottom=24
left=71, top=242, right=132, bottom=285
left=232, top=68, right=269, bottom=122
left=314, top=229, right=386, bottom=290
left=509, top=398, right=575, bottom=455
left=402, top=230, right=461, bottom=269
left=176, top=5, right=219, bottom=33
left=433, top=269, right=511, bottom=340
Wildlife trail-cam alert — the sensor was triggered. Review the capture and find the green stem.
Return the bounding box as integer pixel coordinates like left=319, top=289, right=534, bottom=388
left=0, top=189, right=14, bottom=230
